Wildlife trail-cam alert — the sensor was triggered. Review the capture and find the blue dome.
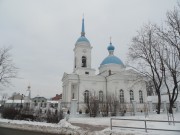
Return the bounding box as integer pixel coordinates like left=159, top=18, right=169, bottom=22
left=101, top=55, right=124, bottom=65
left=76, top=36, right=90, bottom=44
left=107, top=43, right=115, bottom=51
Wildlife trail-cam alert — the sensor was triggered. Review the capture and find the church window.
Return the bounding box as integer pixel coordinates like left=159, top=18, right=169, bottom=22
left=99, top=91, right=103, bottom=102
left=84, top=90, right=89, bottom=103
left=130, top=90, right=134, bottom=102
left=139, top=90, right=143, bottom=103
left=108, top=70, right=111, bottom=75
left=82, top=56, right=87, bottom=67
left=120, top=89, right=124, bottom=103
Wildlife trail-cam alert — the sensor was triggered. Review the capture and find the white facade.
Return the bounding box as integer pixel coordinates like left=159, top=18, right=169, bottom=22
left=24, top=85, right=31, bottom=104
left=62, top=18, right=147, bottom=112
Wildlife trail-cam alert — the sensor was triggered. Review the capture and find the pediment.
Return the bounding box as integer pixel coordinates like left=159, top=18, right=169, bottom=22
left=62, top=72, right=68, bottom=80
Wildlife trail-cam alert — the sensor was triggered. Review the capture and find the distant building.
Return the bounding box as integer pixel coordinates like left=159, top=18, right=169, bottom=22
left=5, top=93, right=24, bottom=108
left=8, top=93, right=24, bottom=100
left=31, top=96, right=47, bottom=107
left=4, top=86, right=31, bottom=108
left=147, top=91, right=180, bottom=112
left=51, top=94, right=62, bottom=101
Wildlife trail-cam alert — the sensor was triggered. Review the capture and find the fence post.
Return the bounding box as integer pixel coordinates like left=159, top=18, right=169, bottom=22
left=144, top=120, right=147, bottom=132
left=110, top=118, right=112, bottom=130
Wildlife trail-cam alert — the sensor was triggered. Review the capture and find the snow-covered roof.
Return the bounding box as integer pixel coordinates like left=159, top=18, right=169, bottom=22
left=47, top=100, right=59, bottom=104
left=6, top=100, right=24, bottom=104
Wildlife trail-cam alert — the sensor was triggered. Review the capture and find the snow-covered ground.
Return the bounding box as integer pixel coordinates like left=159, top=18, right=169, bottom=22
left=0, top=112, right=180, bottom=135
left=69, top=112, right=180, bottom=135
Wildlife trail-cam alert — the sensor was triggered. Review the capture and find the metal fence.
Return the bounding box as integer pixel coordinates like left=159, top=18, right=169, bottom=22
left=110, top=118, right=180, bottom=133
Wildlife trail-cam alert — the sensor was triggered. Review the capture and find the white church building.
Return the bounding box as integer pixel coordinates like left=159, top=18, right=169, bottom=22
left=62, top=18, right=147, bottom=113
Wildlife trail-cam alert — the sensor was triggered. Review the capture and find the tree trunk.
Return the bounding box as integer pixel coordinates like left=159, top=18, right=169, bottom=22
left=157, top=94, right=161, bottom=114
left=169, top=101, right=174, bottom=114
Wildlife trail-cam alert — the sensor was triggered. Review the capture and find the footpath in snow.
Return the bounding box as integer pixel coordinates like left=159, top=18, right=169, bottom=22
left=0, top=112, right=180, bottom=135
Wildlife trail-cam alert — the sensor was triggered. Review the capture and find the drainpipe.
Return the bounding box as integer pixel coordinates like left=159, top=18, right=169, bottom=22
left=105, top=76, right=108, bottom=101
left=77, top=74, right=80, bottom=111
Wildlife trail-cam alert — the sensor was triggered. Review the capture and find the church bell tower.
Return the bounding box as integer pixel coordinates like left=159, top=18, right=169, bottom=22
left=73, top=17, right=95, bottom=75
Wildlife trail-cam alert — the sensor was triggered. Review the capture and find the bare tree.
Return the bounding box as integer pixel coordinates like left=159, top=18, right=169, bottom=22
left=154, top=5, right=180, bottom=114
left=144, top=102, right=149, bottom=117
left=0, top=47, right=17, bottom=86
left=119, top=102, right=127, bottom=116
left=155, top=30, right=180, bottom=114
left=85, top=94, right=99, bottom=117
left=0, top=93, right=8, bottom=105
left=100, top=101, right=108, bottom=117
left=157, top=5, right=180, bottom=60
left=128, top=24, right=164, bottom=114
left=163, top=46, right=180, bottom=113
left=106, top=94, right=119, bottom=116
left=146, top=80, right=155, bottom=96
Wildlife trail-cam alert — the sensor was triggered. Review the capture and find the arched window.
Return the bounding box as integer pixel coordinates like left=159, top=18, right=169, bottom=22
left=82, top=56, right=87, bottom=67
left=99, top=91, right=103, bottom=102
left=139, top=90, right=143, bottom=103
left=72, top=93, right=75, bottom=99
left=130, top=90, right=134, bottom=102
left=84, top=90, right=89, bottom=103
left=120, top=89, right=124, bottom=103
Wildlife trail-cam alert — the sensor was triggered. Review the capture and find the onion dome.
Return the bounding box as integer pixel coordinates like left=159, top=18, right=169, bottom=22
left=101, top=41, right=124, bottom=66
left=107, top=42, right=115, bottom=51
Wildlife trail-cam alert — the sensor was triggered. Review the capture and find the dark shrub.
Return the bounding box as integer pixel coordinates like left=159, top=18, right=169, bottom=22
left=17, top=114, right=35, bottom=121
left=0, top=105, right=4, bottom=113
left=85, top=109, right=89, bottom=114
left=47, top=114, right=59, bottom=123
left=102, top=111, right=108, bottom=117
left=79, top=110, right=82, bottom=114
left=2, top=107, right=19, bottom=119
left=46, top=110, right=64, bottom=123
